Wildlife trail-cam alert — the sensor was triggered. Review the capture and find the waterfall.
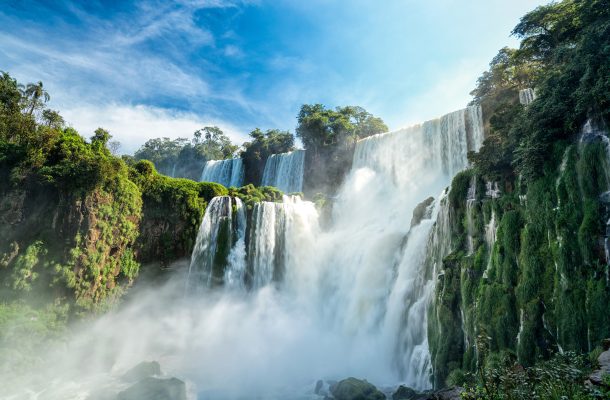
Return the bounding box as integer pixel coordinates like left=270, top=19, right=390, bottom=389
left=261, top=150, right=305, bottom=193
left=486, top=181, right=500, bottom=198
left=200, top=158, right=244, bottom=187
left=580, top=119, right=610, bottom=278
left=187, top=196, right=246, bottom=290
left=182, top=105, right=484, bottom=395
left=519, top=88, right=536, bottom=105
left=466, top=175, right=477, bottom=255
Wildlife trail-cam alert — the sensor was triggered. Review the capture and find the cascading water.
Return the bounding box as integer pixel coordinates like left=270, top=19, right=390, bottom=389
left=200, top=158, right=244, bottom=187
left=187, top=196, right=246, bottom=290
left=580, top=119, right=610, bottom=279
left=519, top=88, right=536, bottom=105
left=466, top=175, right=477, bottom=255
left=5, top=105, right=485, bottom=400
left=183, top=105, right=484, bottom=395
left=261, top=150, right=305, bottom=193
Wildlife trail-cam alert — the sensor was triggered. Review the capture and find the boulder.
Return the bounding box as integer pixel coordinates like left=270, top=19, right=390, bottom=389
left=330, top=377, right=386, bottom=400
left=432, top=387, right=463, bottom=400
left=588, top=347, right=610, bottom=387
left=121, top=361, right=162, bottom=383
left=315, top=379, right=325, bottom=395
left=410, top=197, right=435, bottom=227
left=392, top=385, right=417, bottom=399
left=117, top=377, right=186, bottom=400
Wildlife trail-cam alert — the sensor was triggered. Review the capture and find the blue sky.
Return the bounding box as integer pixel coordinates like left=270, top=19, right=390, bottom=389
left=0, top=0, right=549, bottom=153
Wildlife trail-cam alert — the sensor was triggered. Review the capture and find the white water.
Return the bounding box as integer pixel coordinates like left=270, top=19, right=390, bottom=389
left=6, top=106, right=484, bottom=400
left=519, top=88, right=536, bottom=105
left=187, top=105, right=484, bottom=393
left=187, top=196, right=246, bottom=290
left=466, top=175, right=477, bottom=255
left=200, top=158, right=244, bottom=187
left=261, top=150, right=305, bottom=193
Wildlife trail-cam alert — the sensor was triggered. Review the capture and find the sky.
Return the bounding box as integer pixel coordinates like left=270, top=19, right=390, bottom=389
left=0, top=0, right=550, bottom=154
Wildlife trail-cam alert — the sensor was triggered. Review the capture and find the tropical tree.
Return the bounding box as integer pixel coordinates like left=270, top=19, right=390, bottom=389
left=193, top=126, right=237, bottom=160
left=21, top=81, right=50, bottom=116
left=41, top=109, right=64, bottom=130
left=241, top=128, right=295, bottom=185
left=296, top=104, right=388, bottom=193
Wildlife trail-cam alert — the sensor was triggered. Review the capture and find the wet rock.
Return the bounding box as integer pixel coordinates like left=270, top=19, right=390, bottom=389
left=315, top=379, right=324, bottom=395
left=588, top=346, right=610, bottom=387
left=117, top=377, right=186, bottom=400
left=121, top=361, right=162, bottom=382
left=330, top=377, right=385, bottom=400
left=392, top=385, right=417, bottom=399
left=600, top=191, right=610, bottom=204
left=431, top=387, right=463, bottom=400
left=410, top=197, right=435, bottom=227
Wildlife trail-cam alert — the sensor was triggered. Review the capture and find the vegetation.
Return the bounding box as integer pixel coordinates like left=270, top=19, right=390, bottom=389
left=429, top=1, right=610, bottom=395
left=130, top=160, right=227, bottom=265
left=459, top=350, right=602, bottom=400
left=0, top=72, right=236, bottom=315
left=240, top=128, right=294, bottom=185
left=296, top=104, right=388, bottom=194
left=134, top=125, right=238, bottom=180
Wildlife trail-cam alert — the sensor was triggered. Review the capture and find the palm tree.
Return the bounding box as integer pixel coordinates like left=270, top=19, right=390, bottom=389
left=23, top=81, right=50, bottom=116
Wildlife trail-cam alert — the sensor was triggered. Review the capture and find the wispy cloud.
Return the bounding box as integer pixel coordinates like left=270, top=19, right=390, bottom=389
left=61, top=103, right=246, bottom=154
left=0, top=0, right=261, bottom=152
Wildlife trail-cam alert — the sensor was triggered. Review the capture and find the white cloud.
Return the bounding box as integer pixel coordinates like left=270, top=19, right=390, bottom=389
left=61, top=103, right=249, bottom=154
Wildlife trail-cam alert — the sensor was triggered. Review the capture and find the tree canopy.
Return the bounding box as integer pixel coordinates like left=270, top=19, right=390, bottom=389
left=296, top=104, right=388, bottom=193
left=134, top=126, right=238, bottom=179
left=240, top=128, right=295, bottom=185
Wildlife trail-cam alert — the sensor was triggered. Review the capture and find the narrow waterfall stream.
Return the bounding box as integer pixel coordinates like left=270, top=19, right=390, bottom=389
left=261, top=150, right=305, bottom=193
left=200, top=158, right=244, bottom=187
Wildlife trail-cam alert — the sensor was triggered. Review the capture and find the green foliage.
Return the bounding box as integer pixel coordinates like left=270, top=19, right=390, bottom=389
left=470, top=0, right=610, bottom=181
left=130, top=161, right=227, bottom=265
left=0, top=72, right=148, bottom=314
left=134, top=126, right=238, bottom=180
left=461, top=351, right=594, bottom=400
left=0, top=301, right=68, bottom=376
left=240, top=128, right=294, bottom=185
left=228, top=184, right=283, bottom=210
left=9, top=241, right=46, bottom=292
left=296, top=104, right=387, bottom=194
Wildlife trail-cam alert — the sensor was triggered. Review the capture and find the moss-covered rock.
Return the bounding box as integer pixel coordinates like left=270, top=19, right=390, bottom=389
left=330, top=377, right=385, bottom=400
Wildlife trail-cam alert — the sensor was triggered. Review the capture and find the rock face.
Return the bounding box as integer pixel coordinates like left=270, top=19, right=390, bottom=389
left=391, top=385, right=463, bottom=400
left=430, top=387, right=463, bottom=400
left=588, top=341, right=610, bottom=387
left=410, top=197, right=435, bottom=227
left=330, top=377, right=386, bottom=400
left=121, top=361, right=162, bottom=382
left=392, top=385, right=418, bottom=399
left=117, top=377, right=187, bottom=400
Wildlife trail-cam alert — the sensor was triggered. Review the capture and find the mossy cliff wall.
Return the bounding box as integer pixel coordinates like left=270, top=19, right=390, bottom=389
left=0, top=163, right=142, bottom=312
left=0, top=157, right=228, bottom=313
left=428, top=138, right=610, bottom=387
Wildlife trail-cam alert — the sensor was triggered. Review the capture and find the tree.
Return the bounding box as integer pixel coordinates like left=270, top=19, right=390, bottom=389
left=296, top=104, right=387, bottom=193
left=193, top=126, right=238, bottom=160
left=241, top=128, right=295, bottom=185
left=108, top=140, right=121, bottom=156
left=91, top=128, right=111, bottom=148
left=21, top=81, right=50, bottom=116
left=41, top=109, right=64, bottom=130
left=511, top=0, right=581, bottom=61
